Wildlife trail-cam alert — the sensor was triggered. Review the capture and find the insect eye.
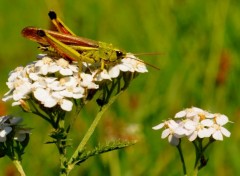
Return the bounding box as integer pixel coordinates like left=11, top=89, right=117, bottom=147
left=37, top=30, right=46, bottom=37
left=116, top=51, right=123, bottom=57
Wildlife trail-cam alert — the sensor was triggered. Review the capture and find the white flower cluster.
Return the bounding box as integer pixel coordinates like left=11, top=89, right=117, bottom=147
left=152, top=107, right=231, bottom=146
left=0, top=115, right=30, bottom=142
left=2, top=54, right=147, bottom=111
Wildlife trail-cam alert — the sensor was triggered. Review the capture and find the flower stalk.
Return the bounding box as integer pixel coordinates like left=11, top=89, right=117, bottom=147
left=12, top=160, right=26, bottom=176
left=68, top=90, right=123, bottom=172
left=176, top=140, right=187, bottom=176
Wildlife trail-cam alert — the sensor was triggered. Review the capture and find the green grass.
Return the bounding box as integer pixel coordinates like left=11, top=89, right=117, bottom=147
left=0, top=0, right=240, bottom=175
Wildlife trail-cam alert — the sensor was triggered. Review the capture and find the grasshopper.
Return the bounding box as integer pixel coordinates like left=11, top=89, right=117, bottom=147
left=22, top=11, right=127, bottom=70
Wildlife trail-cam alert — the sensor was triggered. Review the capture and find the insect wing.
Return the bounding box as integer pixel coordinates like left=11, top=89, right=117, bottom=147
left=22, top=27, right=99, bottom=48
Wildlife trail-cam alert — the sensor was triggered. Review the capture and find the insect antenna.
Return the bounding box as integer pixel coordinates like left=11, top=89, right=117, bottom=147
left=128, top=52, right=162, bottom=70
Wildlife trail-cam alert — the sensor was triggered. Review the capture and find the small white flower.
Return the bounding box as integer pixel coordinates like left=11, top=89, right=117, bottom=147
left=93, top=69, right=112, bottom=81
left=208, top=113, right=231, bottom=140
left=79, top=73, right=99, bottom=89
left=56, top=58, right=78, bottom=75
left=125, top=54, right=148, bottom=73
left=35, top=57, right=58, bottom=75
left=183, top=119, right=212, bottom=141
left=100, top=53, right=148, bottom=79
left=153, top=120, right=184, bottom=146
left=3, top=77, right=32, bottom=103
left=33, top=88, right=58, bottom=108
left=7, top=67, right=25, bottom=82
left=27, top=64, right=41, bottom=81
left=215, top=114, right=229, bottom=126
left=175, top=107, right=204, bottom=119
left=210, top=124, right=231, bottom=140
left=52, top=77, right=84, bottom=98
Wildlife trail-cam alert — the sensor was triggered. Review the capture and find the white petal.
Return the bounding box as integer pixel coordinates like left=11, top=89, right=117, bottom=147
left=60, top=99, right=73, bottom=111
left=135, top=62, right=148, bottom=73
left=192, top=115, right=200, bottom=122
left=201, top=119, right=214, bottom=126
left=51, top=91, right=63, bottom=99
left=188, top=131, right=198, bottom=141
left=99, top=70, right=111, bottom=80
left=187, top=107, right=204, bottom=118
left=29, top=73, right=39, bottom=81
left=175, top=110, right=186, bottom=118
left=0, top=127, right=12, bottom=137
left=59, top=90, right=73, bottom=98
left=168, top=135, right=180, bottom=146
left=12, top=101, right=21, bottom=106
left=161, top=129, right=170, bottom=139
left=59, top=68, right=73, bottom=76
left=44, top=97, right=57, bottom=108
left=168, top=120, right=179, bottom=129
left=184, top=120, right=196, bottom=130
left=174, top=127, right=186, bottom=136
left=118, top=64, right=131, bottom=72
left=206, top=113, right=215, bottom=119
left=152, top=123, right=164, bottom=130
left=87, top=82, right=99, bottom=89
left=34, top=88, right=47, bottom=101
left=207, top=127, right=215, bottom=134
left=198, top=128, right=211, bottom=138
left=37, top=54, right=47, bottom=59
left=48, top=65, right=59, bottom=73
left=192, top=107, right=204, bottom=112
left=72, top=93, right=84, bottom=99
left=216, top=115, right=229, bottom=125
left=40, top=65, right=49, bottom=75
left=220, top=127, right=231, bottom=137
left=108, top=66, right=120, bottom=78
left=185, top=128, right=195, bottom=136
left=212, top=131, right=223, bottom=140
left=12, top=90, right=26, bottom=101
left=2, top=93, right=13, bottom=102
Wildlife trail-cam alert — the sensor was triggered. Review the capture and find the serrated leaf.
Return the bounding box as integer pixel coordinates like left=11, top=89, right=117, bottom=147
left=72, top=140, right=136, bottom=165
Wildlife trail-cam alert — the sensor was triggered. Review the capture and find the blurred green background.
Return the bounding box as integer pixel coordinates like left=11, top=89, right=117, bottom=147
left=0, top=0, right=240, bottom=175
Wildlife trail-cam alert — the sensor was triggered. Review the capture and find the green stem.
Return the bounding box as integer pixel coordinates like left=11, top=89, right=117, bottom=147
left=192, top=138, right=214, bottom=175
left=67, top=90, right=124, bottom=172
left=202, top=138, right=214, bottom=152
left=12, top=160, right=26, bottom=176
left=177, top=141, right=187, bottom=176
left=193, top=167, right=198, bottom=176
left=193, top=140, right=200, bottom=169
left=57, top=114, right=68, bottom=176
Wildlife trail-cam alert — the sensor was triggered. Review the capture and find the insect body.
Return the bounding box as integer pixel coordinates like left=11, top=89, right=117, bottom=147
left=22, top=11, right=126, bottom=70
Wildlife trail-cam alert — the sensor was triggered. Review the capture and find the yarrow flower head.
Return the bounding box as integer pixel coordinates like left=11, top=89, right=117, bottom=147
left=2, top=54, right=148, bottom=112
left=153, top=107, right=231, bottom=146
left=0, top=115, right=30, bottom=142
